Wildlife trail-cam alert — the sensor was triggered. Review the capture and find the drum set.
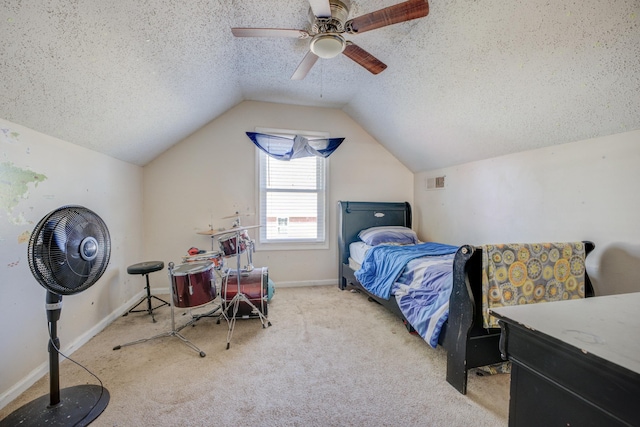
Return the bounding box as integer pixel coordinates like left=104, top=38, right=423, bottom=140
left=194, top=218, right=271, bottom=349
left=113, top=213, right=271, bottom=356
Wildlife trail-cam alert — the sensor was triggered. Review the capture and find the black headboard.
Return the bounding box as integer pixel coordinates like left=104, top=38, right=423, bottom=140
left=337, top=201, right=412, bottom=282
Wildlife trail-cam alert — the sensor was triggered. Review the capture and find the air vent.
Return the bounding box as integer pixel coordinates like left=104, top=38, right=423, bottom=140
left=425, top=176, right=446, bottom=190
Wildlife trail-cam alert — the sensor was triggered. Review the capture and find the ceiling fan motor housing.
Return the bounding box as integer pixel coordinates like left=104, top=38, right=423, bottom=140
left=309, top=0, right=350, bottom=33
left=308, top=0, right=351, bottom=59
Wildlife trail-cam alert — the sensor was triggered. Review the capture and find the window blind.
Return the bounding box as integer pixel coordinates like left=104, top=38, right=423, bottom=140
left=258, top=151, right=326, bottom=244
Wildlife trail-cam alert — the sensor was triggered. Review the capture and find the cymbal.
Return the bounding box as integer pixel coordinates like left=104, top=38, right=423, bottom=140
left=236, top=224, right=261, bottom=231
left=197, top=224, right=262, bottom=237
left=197, top=228, right=233, bottom=237
left=196, top=229, right=218, bottom=236
left=221, top=212, right=255, bottom=219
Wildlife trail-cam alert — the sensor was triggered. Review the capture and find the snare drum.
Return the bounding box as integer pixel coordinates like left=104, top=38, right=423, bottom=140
left=171, top=261, right=216, bottom=308
left=218, top=232, right=248, bottom=257
left=222, top=267, right=268, bottom=317
left=182, top=251, right=223, bottom=269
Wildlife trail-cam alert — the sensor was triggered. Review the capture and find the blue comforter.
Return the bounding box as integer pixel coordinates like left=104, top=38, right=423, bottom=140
left=393, top=254, right=456, bottom=347
left=355, top=242, right=458, bottom=299
left=355, top=242, right=459, bottom=348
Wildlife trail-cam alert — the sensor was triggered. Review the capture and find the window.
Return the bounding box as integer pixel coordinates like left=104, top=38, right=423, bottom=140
left=255, top=128, right=329, bottom=250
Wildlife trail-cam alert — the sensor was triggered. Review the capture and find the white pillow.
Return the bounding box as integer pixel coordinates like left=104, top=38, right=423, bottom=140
left=358, top=226, right=418, bottom=246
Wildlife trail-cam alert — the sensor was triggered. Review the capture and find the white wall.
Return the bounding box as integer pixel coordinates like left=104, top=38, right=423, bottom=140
left=143, top=101, right=414, bottom=286
left=414, top=130, right=640, bottom=296
left=0, top=119, right=143, bottom=408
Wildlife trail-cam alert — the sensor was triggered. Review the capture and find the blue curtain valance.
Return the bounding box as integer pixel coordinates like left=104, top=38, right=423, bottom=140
left=246, top=132, right=344, bottom=161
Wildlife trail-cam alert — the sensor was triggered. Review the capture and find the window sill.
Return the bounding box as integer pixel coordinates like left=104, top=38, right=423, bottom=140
left=256, top=242, right=329, bottom=251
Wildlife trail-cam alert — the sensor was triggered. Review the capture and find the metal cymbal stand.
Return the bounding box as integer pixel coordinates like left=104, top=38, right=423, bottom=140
left=244, top=237, right=255, bottom=272
left=113, top=262, right=206, bottom=357
left=222, top=228, right=271, bottom=350
left=229, top=213, right=254, bottom=272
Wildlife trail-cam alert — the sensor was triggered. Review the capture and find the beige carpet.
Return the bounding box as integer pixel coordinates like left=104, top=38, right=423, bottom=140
left=0, top=286, right=509, bottom=426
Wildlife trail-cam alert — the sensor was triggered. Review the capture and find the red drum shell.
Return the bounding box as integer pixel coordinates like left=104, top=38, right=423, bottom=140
left=218, top=232, right=247, bottom=257
left=222, top=267, right=268, bottom=317
left=171, top=261, right=216, bottom=308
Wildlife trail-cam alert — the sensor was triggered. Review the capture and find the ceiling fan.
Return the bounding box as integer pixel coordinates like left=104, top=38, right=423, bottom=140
left=231, top=0, right=429, bottom=80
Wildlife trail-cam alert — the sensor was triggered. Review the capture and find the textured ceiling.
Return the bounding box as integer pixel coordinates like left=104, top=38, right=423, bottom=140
left=1, top=0, right=639, bottom=171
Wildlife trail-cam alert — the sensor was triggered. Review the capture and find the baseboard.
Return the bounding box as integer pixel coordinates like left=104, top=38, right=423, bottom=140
left=153, top=278, right=337, bottom=295
left=269, top=279, right=337, bottom=288
left=0, top=290, right=147, bottom=411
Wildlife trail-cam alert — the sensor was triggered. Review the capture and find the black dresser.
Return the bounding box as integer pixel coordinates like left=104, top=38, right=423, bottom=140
left=491, top=293, right=640, bottom=427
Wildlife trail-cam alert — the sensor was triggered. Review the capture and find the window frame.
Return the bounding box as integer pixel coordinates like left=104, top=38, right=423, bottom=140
left=254, top=127, right=330, bottom=251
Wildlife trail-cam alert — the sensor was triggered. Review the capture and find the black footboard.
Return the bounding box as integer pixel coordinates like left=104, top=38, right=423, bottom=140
left=441, top=245, right=502, bottom=394
left=443, top=242, right=596, bottom=394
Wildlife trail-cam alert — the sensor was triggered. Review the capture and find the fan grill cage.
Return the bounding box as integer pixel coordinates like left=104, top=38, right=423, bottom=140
left=28, top=206, right=111, bottom=295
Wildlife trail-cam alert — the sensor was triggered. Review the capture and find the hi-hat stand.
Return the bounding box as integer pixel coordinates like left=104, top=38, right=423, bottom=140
left=221, top=226, right=271, bottom=349
left=113, top=262, right=206, bottom=357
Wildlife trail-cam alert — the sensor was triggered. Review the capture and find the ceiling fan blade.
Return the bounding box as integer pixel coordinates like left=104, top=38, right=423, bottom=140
left=291, top=51, right=319, bottom=80
left=346, top=0, right=429, bottom=34
left=308, top=0, right=332, bottom=18
left=231, top=28, right=310, bottom=39
left=342, top=43, right=387, bottom=75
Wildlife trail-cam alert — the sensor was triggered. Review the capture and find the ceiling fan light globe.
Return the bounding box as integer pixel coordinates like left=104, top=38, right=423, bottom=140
left=310, top=34, right=345, bottom=59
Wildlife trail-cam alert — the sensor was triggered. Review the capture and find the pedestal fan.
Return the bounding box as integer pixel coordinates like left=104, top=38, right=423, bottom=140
left=0, top=206, right=111, bottom=426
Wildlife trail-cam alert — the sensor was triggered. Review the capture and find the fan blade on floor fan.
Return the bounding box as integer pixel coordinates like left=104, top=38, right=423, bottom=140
left=231, top=28, right=310, bottom=39
left=346, top=0, right=429, bottom=34
left=291, top=50, right=320, bottom=80
left=342, top=42, right=387, bottom=74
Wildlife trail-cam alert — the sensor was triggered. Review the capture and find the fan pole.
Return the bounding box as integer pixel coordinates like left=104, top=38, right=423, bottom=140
left=46, top=291, right=62, bottom=406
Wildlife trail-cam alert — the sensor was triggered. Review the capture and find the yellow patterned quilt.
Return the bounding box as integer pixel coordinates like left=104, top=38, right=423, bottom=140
left=482, top=242, right=587, bottom=328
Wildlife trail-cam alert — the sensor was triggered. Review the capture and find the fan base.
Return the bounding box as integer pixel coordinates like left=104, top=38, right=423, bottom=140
left=0, top=384, right=109, bottom=427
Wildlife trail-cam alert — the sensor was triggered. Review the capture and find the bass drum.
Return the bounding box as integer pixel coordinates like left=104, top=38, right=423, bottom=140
left=222, top=267, right=268, bottom=317
left=171, top=261, right=216, bottom=308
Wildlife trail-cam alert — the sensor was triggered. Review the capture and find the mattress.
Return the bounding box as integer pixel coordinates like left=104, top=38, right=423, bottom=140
left=349, top=241, right=372, bottom=268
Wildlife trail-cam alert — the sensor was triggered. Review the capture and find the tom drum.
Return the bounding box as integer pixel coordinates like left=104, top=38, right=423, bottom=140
left=171, top=261, right=216, bottom=308
left=218, top=232, right=248, bottom=257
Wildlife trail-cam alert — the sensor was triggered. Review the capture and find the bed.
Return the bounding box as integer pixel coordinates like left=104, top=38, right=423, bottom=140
left=338, top=201, right=595, bottom=394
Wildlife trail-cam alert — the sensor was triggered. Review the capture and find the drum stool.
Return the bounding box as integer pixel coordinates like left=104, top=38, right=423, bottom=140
left=125, top=261, right=169, bottom=323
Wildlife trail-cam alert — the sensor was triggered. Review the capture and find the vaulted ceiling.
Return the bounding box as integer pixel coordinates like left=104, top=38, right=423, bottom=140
left=2, top=0, right=639, bottom=172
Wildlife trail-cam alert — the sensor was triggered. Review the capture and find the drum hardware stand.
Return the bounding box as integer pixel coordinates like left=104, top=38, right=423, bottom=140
left=113, top=262, right=206, bottom=357
left=123, top=269, right=170, bottom=323
left=222, top=228, right=271, bottom=350
left=231, top=213, right=255, bottom=272
left=244, top=238, right=255, bottom=272
left=176, top=303, right=223, bottom=332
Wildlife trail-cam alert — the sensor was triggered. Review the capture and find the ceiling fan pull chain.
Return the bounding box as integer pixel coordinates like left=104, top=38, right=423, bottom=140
left=320, top=61, right=323, bottom=98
